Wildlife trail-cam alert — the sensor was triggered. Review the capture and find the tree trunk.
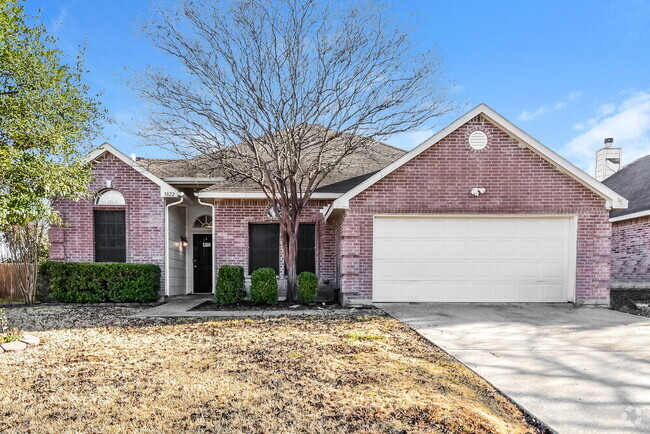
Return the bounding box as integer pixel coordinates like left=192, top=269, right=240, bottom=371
left=280, top=216, right=300, bottom=302
left=5, top=223, right=45, bottom=305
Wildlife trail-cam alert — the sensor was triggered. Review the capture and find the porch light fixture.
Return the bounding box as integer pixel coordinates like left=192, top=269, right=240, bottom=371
left=180, top=236, right=189, bottom=247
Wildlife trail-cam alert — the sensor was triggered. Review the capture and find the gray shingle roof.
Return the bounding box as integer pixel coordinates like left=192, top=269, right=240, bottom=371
left=603, top=154, right=650, bottom=218
left=138, top=129, right=406, bottom=194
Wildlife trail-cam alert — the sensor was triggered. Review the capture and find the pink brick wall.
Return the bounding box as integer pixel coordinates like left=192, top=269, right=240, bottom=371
left=338, top=115, right=612, bottom=305
left=213, top=199, right=336, bottom=283
left=50, top=152, right=165, bottom=275
left=611, top=216, right=650, bottom=288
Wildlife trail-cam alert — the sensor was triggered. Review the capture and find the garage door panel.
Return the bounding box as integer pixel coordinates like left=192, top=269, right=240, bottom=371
left=401, top=219, right=427, bottom=238
left=541, top=262, right=565, bottom=279
left=373, top=216, right=572, bottom=303
left=541, top=282, right=565, bottom=300
left=446, top=239, right=473, bottom=257
left=401, top=260, right=428, bottom=277
left=542, top=240, right=566, bottom=257
left=519, top=262, right=541, bottom=279
left=374, top=219, right=402, bottom=237
left=518, top=219, right=543, bottom=235
left=473, top=240, right=494, bottom=256
left=446, top=262, right=469, bottom=280
left=425, top=219, right=448, bottom=237
left=495, top=262, right=518, bottom=279
left=373, top=260, right=397, bottom=280
left=474, top=220, right=497, bottom=238
left=424, top=240, right=446, bottom=258
left=543, top=219, right=569, bottom=237
left=471, top=263, right=494, bottom=280
left=494, top=283, right=518, bottom=300
left=519, top=240, right=543, bottom=258
left=494, top=241, right=518, bottom=258
left=519, top=283, right=543, bottom=301
left=447, top=220, right=472, bottom=236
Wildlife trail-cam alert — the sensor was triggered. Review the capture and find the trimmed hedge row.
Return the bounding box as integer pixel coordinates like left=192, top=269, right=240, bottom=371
left=39, top=262, right=161, bottom=303
left=215, top=265, right=244, bottom=305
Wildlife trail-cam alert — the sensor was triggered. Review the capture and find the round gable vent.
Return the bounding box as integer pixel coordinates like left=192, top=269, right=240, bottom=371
left=468, top=130, right=488, bottom=150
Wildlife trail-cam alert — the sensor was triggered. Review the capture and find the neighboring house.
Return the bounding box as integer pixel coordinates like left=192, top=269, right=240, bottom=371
left=602, top=154, right=650, bottom=289
left=50, top=104, right=627, bottom=306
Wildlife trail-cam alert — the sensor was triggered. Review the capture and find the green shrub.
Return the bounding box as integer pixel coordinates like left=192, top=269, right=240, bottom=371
left=39, top=262, right=160, bottom=303
left=250, top=268, right=278, bottom=305
left=216, top=265, right=244, bottom=305
left=298, top=272, right=319, bottom=304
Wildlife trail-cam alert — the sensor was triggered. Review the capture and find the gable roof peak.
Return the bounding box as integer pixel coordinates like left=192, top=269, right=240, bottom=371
left=325, top=103, right=627, bottom=218
left=86, top=142, right=179, bottom=197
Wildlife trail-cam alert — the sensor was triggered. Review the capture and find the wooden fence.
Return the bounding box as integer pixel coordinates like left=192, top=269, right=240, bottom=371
left=0, top=263, right=36, bottom=300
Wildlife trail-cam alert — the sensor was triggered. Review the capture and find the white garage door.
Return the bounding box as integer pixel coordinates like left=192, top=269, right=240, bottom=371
left=373, top=216, right=575, bottom=302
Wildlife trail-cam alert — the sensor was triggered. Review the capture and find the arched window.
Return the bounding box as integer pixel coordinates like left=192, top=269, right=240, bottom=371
left=94, top=189, right=126, bottom=262
left=193, top=215, right=213, bottom=228
left=95, top=189, right=125, bottom=206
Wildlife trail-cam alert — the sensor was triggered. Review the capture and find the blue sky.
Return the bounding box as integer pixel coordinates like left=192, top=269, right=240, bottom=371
left=24, top=0, right=650, bottom=175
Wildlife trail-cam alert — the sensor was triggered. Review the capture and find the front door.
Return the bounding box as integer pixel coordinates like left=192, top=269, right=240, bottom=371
left=193, top=234, right=213, bottom=293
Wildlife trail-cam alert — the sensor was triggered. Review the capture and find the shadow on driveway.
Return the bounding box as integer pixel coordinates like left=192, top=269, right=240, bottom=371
left=378, top=303, right=650, bottom=434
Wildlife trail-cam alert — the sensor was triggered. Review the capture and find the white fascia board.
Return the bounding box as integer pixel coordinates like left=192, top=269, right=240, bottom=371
left=329, top=103, right=628, bottom=212
left=86, top=143, right=179, bottom=197
left=610, top=209, right=650, bottom=223
left=197, top=191, right=342, bottom=199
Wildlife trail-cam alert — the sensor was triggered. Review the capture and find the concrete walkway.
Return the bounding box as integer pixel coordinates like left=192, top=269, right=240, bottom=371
left=378, top=303, right=650, bottom=434
left=134, top=295, right=363, bottom=318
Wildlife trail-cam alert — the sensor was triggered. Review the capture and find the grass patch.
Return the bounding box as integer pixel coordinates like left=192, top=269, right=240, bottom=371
left=0, top=298, right=24, bottom=304
left=345, top=331, right=385, bottom=342
left=1, top=307, right=537, bottom=433
left=1, top=331, right=21, bottom=343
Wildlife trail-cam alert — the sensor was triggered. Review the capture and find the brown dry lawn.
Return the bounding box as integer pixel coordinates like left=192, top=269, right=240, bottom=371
left=1, top=306, right=536, bottom=433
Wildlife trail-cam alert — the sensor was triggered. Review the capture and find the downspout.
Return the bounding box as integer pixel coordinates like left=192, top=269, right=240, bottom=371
left=197, top=197, right=216, bottom=293
left=165, top=193, right=185, bottom=297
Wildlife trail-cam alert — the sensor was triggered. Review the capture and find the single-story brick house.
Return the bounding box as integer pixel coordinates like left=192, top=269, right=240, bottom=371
left=50, top=104, right=628, bottom=306
left=603, top=155, right=650, bottom=289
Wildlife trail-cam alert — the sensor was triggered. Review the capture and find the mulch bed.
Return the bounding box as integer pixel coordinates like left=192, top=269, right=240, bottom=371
left=610, top=289, right=650, bottom=318
left=191, top=300, right=348, bottom=311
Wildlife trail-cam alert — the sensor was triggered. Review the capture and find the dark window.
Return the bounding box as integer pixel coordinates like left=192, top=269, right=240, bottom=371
left=296, top=223, right=316, bottom=274
left=249, top=223, right=280, bottom=274
left=94, top=210, right=126, bottom=262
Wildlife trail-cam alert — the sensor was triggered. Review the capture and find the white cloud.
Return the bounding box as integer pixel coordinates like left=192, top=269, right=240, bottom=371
left=561, top=91, right=650, bottom=174
left=518, top=91, right=582, bottom=122
left=573, top=103, right=617, bottom=131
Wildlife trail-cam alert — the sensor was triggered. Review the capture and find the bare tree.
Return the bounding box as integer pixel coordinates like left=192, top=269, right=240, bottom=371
left=4, top=222, right=47, bottom=304
left=137, top=0, right=452, bottom=301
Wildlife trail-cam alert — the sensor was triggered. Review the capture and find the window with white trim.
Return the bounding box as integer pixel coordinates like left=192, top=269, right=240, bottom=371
left=95, top=189, right=126, bottom=206
left=193, top=215, right=213, bottom=228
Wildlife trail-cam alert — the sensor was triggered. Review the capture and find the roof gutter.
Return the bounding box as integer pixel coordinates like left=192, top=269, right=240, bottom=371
left=197, top=191, right=342, bottom=200
left=610, top=209, right=650, bottom=223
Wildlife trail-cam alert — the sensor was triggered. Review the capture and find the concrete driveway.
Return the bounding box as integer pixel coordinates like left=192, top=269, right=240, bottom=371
left=377, top=303, right=650, bottom=433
